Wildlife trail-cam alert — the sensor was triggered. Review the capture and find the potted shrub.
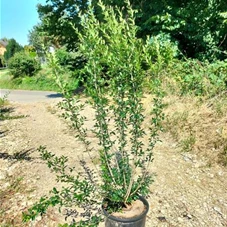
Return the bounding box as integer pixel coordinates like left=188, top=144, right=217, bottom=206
left=23, top=1, right=163, bottom=226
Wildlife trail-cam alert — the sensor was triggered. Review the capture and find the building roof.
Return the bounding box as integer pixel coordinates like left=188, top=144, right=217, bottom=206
left=0, top=40, right=8, bottom=47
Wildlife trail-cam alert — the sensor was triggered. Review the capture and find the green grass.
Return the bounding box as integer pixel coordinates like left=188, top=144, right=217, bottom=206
left=0, top=67, right=59, bottom=91
left=0, top=69, right=11, bottom=86
left=178, top=133, right=196, bottom=153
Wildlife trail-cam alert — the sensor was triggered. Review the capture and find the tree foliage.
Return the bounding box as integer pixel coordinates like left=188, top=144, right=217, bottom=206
left=95, top=0, right=227, bottom=60
left=37, top=0, right=227, bottom=60
left=55, top=47, right=85, bottom=71
left=28, top=24, right=46, bottom=56
left=141, top=0, right=227, bottom=60
left=3, top=38, right=23, bottom=61
left=24, top=45, right=37, bottom=57
left=37, top=0, right=88, bottom=50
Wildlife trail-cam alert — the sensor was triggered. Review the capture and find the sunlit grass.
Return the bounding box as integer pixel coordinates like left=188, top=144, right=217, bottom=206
left=0, top=66, right=59, bottom=91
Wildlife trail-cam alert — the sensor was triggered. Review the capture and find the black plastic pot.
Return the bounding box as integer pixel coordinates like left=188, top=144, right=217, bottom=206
left=103, top=196, right=149, bottom=227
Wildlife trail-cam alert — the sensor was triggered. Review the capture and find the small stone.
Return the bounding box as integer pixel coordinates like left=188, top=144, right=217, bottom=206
left=213, top=206, right=222, bottom=215
left=208, top=173, right=214, bottom=178
left=183, top=213, right=193, bottom=220
left=2, top=182, right=10, bottom=189
left=36, top=215, right=42, bottom=222
left=0, top=173, right=6, bottom=180
left=177, top=217, right=184, bottom=223
left=183, top=153, right=193, bottom=162
left=183, top=156, right=191, bottom=162
left=21, top=201, right=27, bottom=207
left=27, top=201, right=34, bottom=206
left=157, top=216, right=167, bottom=222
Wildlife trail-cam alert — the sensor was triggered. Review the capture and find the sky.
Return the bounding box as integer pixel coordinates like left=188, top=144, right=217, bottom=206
left=0, top=0, right=47, bottom=46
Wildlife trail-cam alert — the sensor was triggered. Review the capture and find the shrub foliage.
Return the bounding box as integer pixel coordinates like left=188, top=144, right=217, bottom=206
left=23, top=1, right=164, bottom=226
left=8, top=51, right=41, bottom=78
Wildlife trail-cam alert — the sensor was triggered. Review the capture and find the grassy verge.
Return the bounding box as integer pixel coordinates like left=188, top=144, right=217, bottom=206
left=0, top=67, right=59, bottom=91
left=162, top=94, right=227, bottom=167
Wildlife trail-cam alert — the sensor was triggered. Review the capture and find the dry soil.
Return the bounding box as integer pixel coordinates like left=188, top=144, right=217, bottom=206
left=0, top=97, right=226, bottom=227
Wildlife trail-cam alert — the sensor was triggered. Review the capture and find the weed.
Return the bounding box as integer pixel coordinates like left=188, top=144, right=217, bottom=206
left=212, top=96, right=227, bottom=117
left=0, top=92, right=11, bottom=120
left=0, top=67, right=59, bottom=91
left=164, top=111, right=189, bottom=140
left=0, top=113, right=27, bottom=121
left=0, top=92, right=27, bottom=120
left=46, top=105, right=57, bottom=114
left=0, top=175, right=27, bottom=227
left=178, top=133, right=196, bottom=153
left=218, top=148, right=227, bottom=167
left=0, top=105, right=26, bottom=121
left=0, top=92, right=9, bottom=106
left=217, top=139, right=227, bottom=167
left=10, top=177, right=24, bottom=192
left=165, top=60, right=227, bottom=97
left=0, top=176, right=24, bottom=203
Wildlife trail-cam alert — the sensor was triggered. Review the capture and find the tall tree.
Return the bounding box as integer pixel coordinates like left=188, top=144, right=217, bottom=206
left=137, top=0, right=227, bottom=60
left=37, top=0, right=227, bottom=59
left=3, top=38, right=23, bottom=61
left=37, top=0, right=89, bottom=50
left=28, top=24, right=51, bottom=58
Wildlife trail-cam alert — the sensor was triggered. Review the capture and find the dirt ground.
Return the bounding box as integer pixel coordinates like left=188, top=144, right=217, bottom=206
left=0, top=96, right=227, bottom=227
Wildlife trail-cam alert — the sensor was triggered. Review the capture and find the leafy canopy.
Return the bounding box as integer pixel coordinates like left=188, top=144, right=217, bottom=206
left=3, top=38, right=23, bottom=61
left=36, top=0, right=227, bottom=60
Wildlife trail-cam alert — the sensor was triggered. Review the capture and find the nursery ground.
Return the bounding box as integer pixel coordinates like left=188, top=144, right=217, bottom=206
left=0, top=96, right=227, bottom=227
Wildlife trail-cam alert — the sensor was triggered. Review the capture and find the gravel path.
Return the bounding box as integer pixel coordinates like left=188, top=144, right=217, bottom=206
left=0, top=100, right=226, bottom=226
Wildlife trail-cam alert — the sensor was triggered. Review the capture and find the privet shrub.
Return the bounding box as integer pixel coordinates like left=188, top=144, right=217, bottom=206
left=23, top=1, right=164, bottom=226
left=8, top=51, right=41, bottom=78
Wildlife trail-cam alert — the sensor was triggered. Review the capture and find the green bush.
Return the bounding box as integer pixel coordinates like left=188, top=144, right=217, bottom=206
left=0, top=55, right=6, bottom=68
left=8, top=51, right=41, bottom=78
left=148, top=33, right=179, bottom=66
left=55, top=47, right=87, bottom=85
left=4, top=38, right=23, bottom=61
left=23, top=2, right=164, bottom=225
left=55, top=47, right=86, bottom=71
left=167, top=59, right=227, bottom=96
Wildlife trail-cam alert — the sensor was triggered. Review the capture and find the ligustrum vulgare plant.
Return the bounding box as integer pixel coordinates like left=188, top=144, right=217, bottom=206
left=23, top=1, right=164, bottom=226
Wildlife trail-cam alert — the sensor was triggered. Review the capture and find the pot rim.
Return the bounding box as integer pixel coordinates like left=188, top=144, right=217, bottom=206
left=102, top=196, right=149, bottom=223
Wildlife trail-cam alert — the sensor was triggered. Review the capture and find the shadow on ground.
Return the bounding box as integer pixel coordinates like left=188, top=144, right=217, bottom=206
left=0, top=107, right=14, bottom=120
left=0, top=148, right=36, bottom=162
left=46, top=93, right=63, bottom=98
left=0, top=106, right=27, bottom=121
left=45, top=87, right=85, bottom=99
left=0, top=130, right=8, bottom=138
